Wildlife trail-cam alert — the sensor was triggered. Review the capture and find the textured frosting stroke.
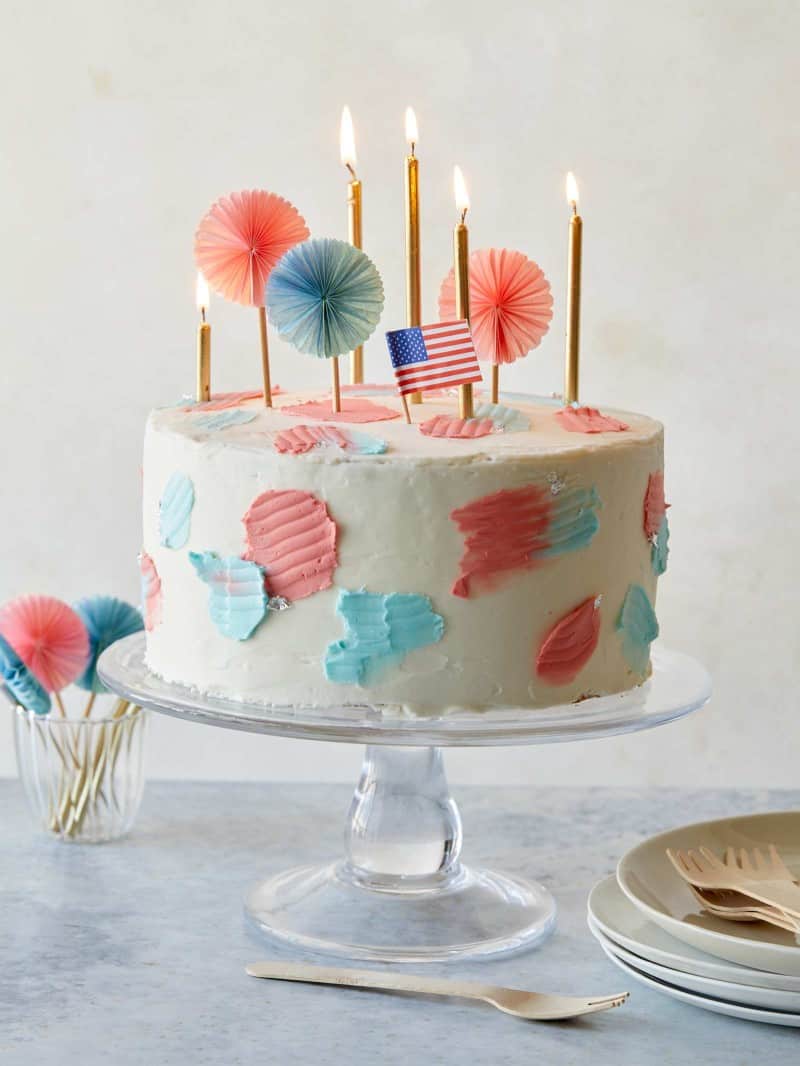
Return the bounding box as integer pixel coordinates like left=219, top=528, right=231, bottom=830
left=273, top=424, right=387, bottom=455
left=474, top=402, right=531, bottom=432
left=278, top=397, right=400, bottom=424
left=181, top=390, right=266, bottom=411
left=159, top=472, right=194, bottom=549
left=616, top=583, right=659, bottom=675
left=643, top=470, right=669, bottom=539
left=535, top=596, right=601, bottom=685
left=0, top=633, right=51, bottom=714
left=189, top=552, right=268, bottom=640
left=139, top=551, right=163, bottom=631
left=242, top=489, right=337, bottom=601
left=450, top=482, right=600, bottom=597
left=555, top=406, right=630, bottom=434
left=324, top=589, right=445, bottom=686
left=651, top=517, right=670, bottom=576
left=419, top=414, right=494, bottom=439
left=192, top=409, right=257, bottom=431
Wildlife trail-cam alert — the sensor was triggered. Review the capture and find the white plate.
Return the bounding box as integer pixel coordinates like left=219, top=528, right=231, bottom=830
left=599, top=940, right=800, bottom=1027
left=589, top=914, right=800, bottom=1012
left=588, top=875, right=800, bottom=991
left=616, top=811, right=800, bottom=977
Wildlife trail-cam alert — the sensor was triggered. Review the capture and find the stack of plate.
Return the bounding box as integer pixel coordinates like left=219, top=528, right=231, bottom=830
left=588, top=811, right=800, bottom=1026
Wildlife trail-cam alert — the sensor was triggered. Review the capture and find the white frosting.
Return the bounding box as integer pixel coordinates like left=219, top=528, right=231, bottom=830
left=143, top=393, right=664, bottom=714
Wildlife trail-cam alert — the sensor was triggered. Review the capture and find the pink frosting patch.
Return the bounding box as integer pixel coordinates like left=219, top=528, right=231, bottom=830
left=450, top=485, right=551, bottom=598
left=419, top=414, right=495, bottom=439
left=139, top=552, right=162, bottom=631
left=643, top=471, right=669, bottom=539
left=536, top=596, right=601, bottom=685
left=181, top=390, right=278, bottom=412
left=274, top=425, right=350, bottom=455
left=555, top=406, right=629, bottom=434
left=243, top=489, right=337, bottom=601
left=278, top=398, right=400, bottom=424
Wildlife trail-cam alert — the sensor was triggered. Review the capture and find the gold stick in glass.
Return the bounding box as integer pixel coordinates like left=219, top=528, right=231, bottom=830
left=405, top=108, right=422, bottom=407
left=341, top=106, right=361, bottom=394
left=257, top=306, right=272, bottom=407
left=453, top=166, right=473, bottom=420
left=564, top=171, right=582, bottom=405
left=195, top=272, right=211, bottom=402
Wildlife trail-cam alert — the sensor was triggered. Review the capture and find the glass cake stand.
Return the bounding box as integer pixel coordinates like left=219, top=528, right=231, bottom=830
left=99, top=635, right=710, bottom=963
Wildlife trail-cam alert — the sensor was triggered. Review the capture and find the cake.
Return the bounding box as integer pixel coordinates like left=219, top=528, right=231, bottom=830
left=141, top=391, right=668, bottom=714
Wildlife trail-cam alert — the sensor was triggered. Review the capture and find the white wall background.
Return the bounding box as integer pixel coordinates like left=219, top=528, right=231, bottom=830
left=1, top=1, right=798, bottom=786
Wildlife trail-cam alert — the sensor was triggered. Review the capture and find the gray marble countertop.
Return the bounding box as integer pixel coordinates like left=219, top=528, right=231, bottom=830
left=2, top=781, right=799, bottom=1065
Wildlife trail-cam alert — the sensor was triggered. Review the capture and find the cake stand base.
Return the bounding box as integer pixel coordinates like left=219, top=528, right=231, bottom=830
left=98, top=638, right=710, bottom=964
left=245, top=746, right=555, bottom=962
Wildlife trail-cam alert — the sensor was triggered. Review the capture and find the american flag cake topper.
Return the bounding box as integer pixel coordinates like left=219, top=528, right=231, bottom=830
left=385, top=320, right=483, bottom=397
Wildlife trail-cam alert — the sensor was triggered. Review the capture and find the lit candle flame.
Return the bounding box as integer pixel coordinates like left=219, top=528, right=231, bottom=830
left=453, top=165, right=469, bottom=218
left=196, top=271, right=210, bottom=314
left=340, top=106, right=357, bottom=172
left=566, top=171, right=579, bottom=210
left=405, top=107, right=418, bottom=150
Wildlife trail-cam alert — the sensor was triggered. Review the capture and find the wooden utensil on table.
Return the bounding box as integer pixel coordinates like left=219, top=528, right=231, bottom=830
left=246, top=961, right=628, bottom=1021
left=667, top=845, right=800, bottom=922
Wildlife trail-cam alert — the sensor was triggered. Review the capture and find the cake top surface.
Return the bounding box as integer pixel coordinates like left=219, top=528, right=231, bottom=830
left=148, top=391, right=662, bottom=463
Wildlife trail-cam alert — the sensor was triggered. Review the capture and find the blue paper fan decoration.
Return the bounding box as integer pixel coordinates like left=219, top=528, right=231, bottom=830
left=73, top=596, right=144, bottom=693
left=265, top=237, right=385, bottom=358
left=0, top=633, right=51, bottom=715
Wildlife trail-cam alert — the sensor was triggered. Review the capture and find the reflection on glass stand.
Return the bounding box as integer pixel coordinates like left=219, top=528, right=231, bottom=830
left=100, top=636, right=710, bottom=962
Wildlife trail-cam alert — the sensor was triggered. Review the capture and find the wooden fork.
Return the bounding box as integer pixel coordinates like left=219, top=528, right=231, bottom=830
left=246, top=961, right=629, bottom=1021
left=666, top=844, right=800, bottom=920
left=685, top=883, right=800, bottom=933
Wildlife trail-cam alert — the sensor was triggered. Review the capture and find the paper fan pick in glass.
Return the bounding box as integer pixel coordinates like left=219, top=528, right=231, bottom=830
left=194, top=190, right=310, bottom=407
left=439, top=248, right=553, bottom=402
left=266, top=237, right=385, bottom=414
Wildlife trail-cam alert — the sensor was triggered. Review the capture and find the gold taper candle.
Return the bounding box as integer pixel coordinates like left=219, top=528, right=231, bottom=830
left=195, top=272, right=211, bottom=402
left=564, top=171, right=582, bottom=404
left=341, top=106, right=362, bottom=393
left=405, top=107, right=422, bottom=407
left=453, top=166, right=473, bottom=419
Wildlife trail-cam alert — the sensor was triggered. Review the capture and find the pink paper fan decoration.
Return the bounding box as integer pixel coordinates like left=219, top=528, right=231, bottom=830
left=419, top=414, right=494, bottom=439
left=243, top=489, right=337, bottom=602
left=536, top=596, right=601, bottom=685
left=194, top=191, right=309, bottom=307
left=438, top=249, right=553, bottom=365
left=0, top=595, right=89, bottom=692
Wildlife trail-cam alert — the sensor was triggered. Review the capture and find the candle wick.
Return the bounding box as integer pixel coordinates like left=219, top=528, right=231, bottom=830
left=409, top=142, right=416, bottom=158
left=460, top=207, right=468, bottom=224
left=346, top=162, right=357, bottom=180
left=571, top=202, right=577, bottom=217
left=201, top=307, right=206, bottom=323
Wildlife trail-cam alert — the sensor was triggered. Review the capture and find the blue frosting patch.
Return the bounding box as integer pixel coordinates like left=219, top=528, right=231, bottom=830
left=539, top=486, right=600, bottom=559
left=0, top=633, right=51, bottom=715
left=159, top=473, right=194, bottom=549
left=193, top=409, right=258, bottom=431
left=616, top=584, right=659, bottom=675
left=474, top=402, right=531, bottom=433
left=651, top=517, right=670, bottom=576
left=345, top=429, right=388, bottom=455
left=324, top=589, right=444, bottom=686
left=189, top=552, right=268, bottom=640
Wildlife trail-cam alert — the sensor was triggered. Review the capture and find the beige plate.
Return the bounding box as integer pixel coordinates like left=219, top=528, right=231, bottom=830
left=617, top=811, right=800, bottom=977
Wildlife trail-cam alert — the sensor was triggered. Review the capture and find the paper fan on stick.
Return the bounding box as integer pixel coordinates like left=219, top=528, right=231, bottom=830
left=439, top=248, right=553, bottom=402
left=194, top=190, right=309, bottom=407
left=266, top=237, right=385, bottom=413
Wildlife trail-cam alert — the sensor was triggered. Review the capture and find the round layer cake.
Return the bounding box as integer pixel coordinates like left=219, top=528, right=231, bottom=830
left=141, top=392, right=667, bottom=715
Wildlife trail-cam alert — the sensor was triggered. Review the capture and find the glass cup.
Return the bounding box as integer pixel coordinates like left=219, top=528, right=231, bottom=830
left=13, top=700, right=147, bottom=843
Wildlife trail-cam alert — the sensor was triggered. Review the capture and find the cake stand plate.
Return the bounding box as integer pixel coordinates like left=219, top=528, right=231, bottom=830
left=100, top=636, right=710, bottom=963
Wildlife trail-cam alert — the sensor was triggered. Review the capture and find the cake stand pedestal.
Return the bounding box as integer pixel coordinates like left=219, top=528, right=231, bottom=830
left=100, top=637, right=709, bottom=963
